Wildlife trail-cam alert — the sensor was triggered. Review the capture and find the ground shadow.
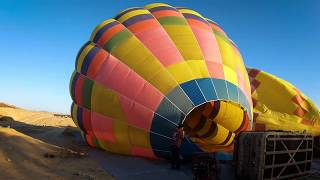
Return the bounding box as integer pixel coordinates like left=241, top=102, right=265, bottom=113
left=0, top=115, right=114, bottom=179
left=0, top=116, right=86, bottom=151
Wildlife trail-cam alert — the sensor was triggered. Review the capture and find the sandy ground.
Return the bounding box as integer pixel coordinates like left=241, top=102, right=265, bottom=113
left=0, top=103, right=114, bottom=179
left=1, top=102, right=319, bottom=180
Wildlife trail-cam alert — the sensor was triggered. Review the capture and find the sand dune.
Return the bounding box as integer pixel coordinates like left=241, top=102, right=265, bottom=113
left=0, top=103, right=114, bottom=179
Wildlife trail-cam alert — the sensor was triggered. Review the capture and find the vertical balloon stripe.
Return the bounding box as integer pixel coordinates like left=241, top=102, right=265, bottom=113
left=178, top=11, right=225, bottom=107
left=86, top=50, right=108, bottom=79
left=76, top=43, right=95, bottom=72
left=82, top=78, right=94, bottom=109
left=223, top=66, right=239, bottom=86
left=75, top=41, right=91, bottom=69
left=181, top=12, right=223, bottom=66
left=75, top=74, right=84, bottom=105
left=155, top=98, right=185, bottom=125
left=146, top=5, right=203, bottom=61
left=82, top=107, right=93, bottom=134
left=115, top=7, right=145, bottom=19
left=119, top=96, right=154, bottom=130
left=185, top=18, right=222, bottom=64
left=211, top=79, right=229, bottom=100
left=232, top=46, right=247, bottom=76
left=237, top=68, right=252, bottom=107
left=76, top=105, right=85, bottom=132
left=91, top=111, right=116, bottom=143
left=70, top=102, right=75, bottom=119
left=85, top=134, right=96, bottom=147
left=206, top=62, right=225, bottom=79
left=150, top=113, right=175, bottom=159
left=128, top=126, right=151, bottom=149
left=158, top=16, right=187, bottom=25
left=231, top=45, right=249, bottom=101
left=112, top=41, right=177, bottom=94
left=103, top=29, right=132, bottom=52
left=145, top=5, right=214, bottom=111
left=111, top=120, right=132, bottom=155
left=70, top=103, right=79, bottom=127
left=126, top=19, right=184, bottom=67
left=166, top=62, right=196, bottom=83
left=206, top=19, right=228, bottom=37
left=206, top=22, right=240, bottom=106
left=226, top=83, right=239, bottom=103
left=134, top=27, right=184, bottom=67
left=97, top=23, right=125, bottom=46
left=116, top=9, right=151, bottom=23
left=91, top=83, right=126, bottom=121
left=148, top=5, right=179, bottom=13
left=94, top=51, right=163, bottom=112
left=81, top=46, right=100, bottom=75
left=186, top=60, right=211, bottom=78
left=177, top=8, right=205, bottom=17
left=69, top=71, right=75, bottom=98
left=165, top=87, right=194, bottom=114
left=126, top=18, right=158, bottom=32
left=70, top=71, right=79, bottom=101
left=180, top=80, right=206, bottom=106
left=152, top=10, right=181, bottom=19
left=122, top=14, right=154, bottom=27
left=196, top=78, right=218, bottom=101
left=216, top=35, right=236, bottom=72
left=91, top=19, right=118, bottom=42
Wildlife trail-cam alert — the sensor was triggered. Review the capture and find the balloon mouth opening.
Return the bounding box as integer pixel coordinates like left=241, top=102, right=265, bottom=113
left=182, top=101, right=219, bottom=141
left=182, top=100, right=249, bottom=151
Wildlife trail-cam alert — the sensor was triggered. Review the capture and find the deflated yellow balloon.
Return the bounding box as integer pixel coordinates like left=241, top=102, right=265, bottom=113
left=247, top=68, right=320, bottom=136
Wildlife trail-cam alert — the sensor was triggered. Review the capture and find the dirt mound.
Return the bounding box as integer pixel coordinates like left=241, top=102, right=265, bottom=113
left=0, top=102, right=17, bottom=109
left=0, top=103, right=114, bottom=179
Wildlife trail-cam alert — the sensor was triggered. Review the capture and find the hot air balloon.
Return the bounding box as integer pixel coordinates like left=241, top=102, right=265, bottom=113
left=70, top=3, right=253, bottom=160
left=247, top=68, right=320, bottom=136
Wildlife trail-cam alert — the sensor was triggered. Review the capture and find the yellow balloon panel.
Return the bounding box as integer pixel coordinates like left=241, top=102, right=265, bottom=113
left=248, top=68, right=320, bottom=136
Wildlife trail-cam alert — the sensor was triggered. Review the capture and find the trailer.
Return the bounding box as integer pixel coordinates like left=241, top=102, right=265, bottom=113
left=235, top=131, right=313, bottom=180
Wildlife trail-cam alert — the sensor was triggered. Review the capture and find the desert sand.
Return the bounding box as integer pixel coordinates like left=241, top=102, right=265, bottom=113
left=0, top=103, right=114, bottom=179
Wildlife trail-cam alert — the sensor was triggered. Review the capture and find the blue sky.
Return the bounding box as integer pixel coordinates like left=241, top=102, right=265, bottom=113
left=0, top=0, right=319, bottom=113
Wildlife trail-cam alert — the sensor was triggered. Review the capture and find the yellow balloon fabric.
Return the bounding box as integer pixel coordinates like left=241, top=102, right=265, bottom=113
left=247, top=68, right=320, bottom=136
left=70, top=3, right=253, bottom=160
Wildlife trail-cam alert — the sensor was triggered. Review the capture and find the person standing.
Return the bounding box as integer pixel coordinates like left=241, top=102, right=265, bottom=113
left=171, top=124, right=185, bottom=170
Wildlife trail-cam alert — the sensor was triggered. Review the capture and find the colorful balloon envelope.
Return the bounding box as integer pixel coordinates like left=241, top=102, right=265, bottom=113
left=248, top=68, right=320, bottom=136
left=70, top=3, right=253, bottom=159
